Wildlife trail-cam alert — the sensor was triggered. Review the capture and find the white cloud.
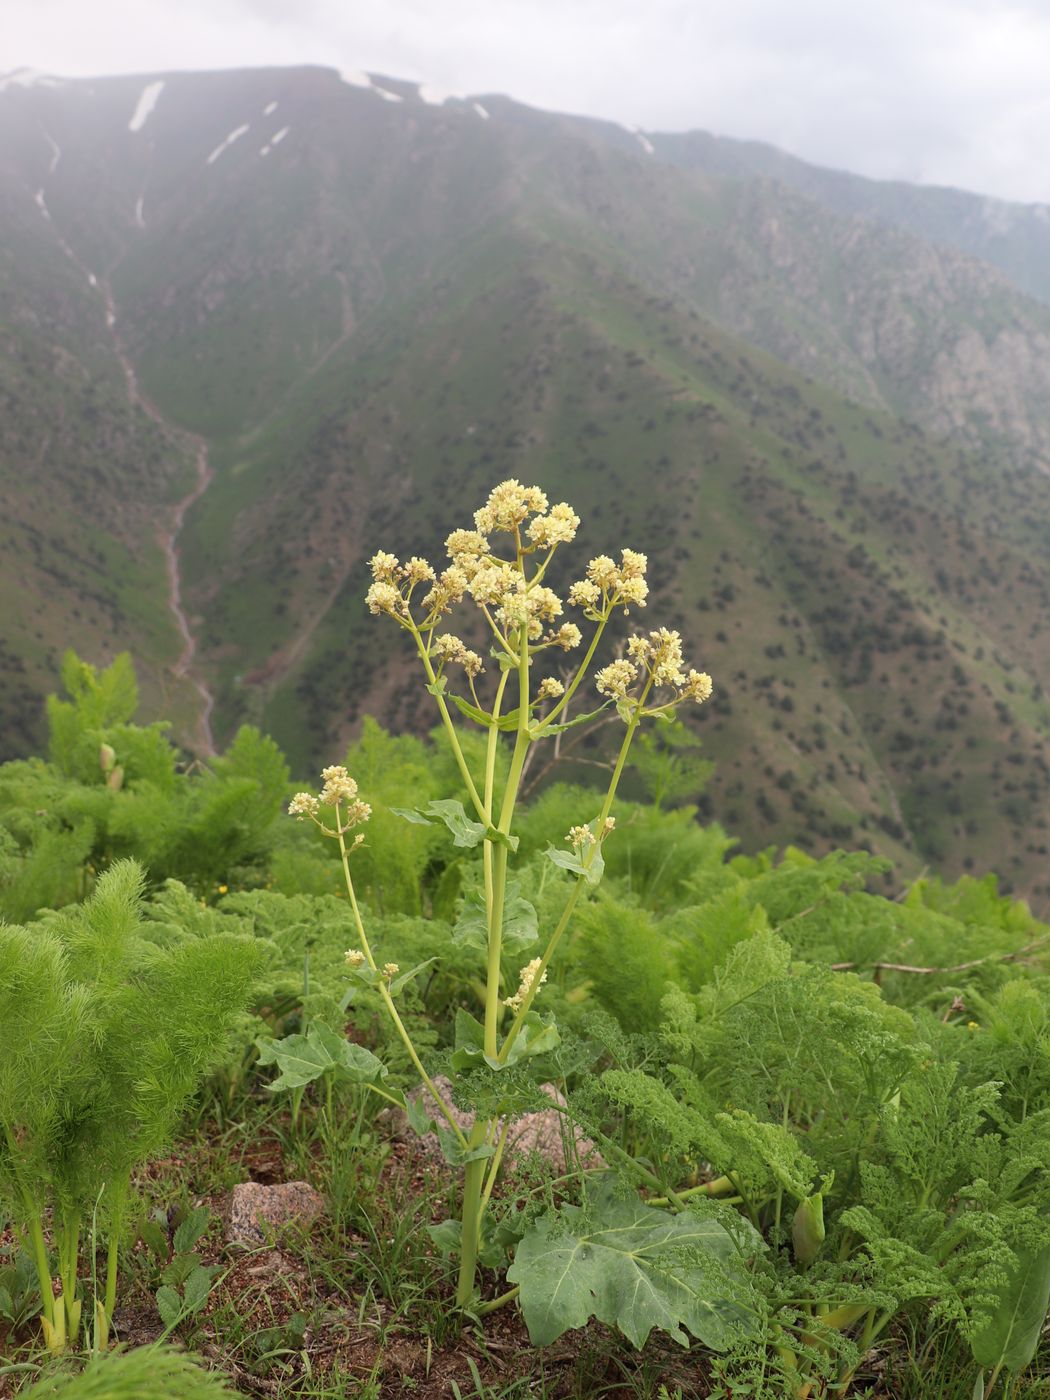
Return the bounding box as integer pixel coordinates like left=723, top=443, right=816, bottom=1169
left=7, top=0, right=1050, bottom=202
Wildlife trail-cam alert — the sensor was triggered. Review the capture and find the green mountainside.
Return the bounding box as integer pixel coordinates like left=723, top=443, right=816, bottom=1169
left=3, top=66, right=1050, bottom=895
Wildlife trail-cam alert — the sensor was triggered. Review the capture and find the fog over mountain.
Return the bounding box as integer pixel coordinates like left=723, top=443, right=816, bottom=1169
left=5, top=64, right=1050, bottom=898
left=9, top=0, right=1050, bottom=202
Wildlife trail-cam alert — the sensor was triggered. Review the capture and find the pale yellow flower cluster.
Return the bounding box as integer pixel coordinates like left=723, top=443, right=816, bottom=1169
left=504, top=956, right=547, bottom=1013
left=363, top=480, right=713, bottom=721
left=433, top=633, right=485, bottom=678
left=595, top=628, right=713, bottom=711
left=320, top=764, right=358, bottom=803
left=474, top=480, right=549, bottom=533
left=288, top=792, right=320, bottom=820
left=528, top=501, right=580, bottom=548
left=551, top=623, right=582, bottom=650
left=567, top=824, right=596, bottom=848
left=594, top=658, right=638, bottom=699
left=288, top=767, right=372, bottom=831
left=569, top=549, right=648, bottom=618
left=345, top=948, right=366, bottom=967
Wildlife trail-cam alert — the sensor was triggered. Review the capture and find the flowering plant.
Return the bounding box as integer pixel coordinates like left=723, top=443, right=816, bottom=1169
left=288, top=480, right=712, bottom=1307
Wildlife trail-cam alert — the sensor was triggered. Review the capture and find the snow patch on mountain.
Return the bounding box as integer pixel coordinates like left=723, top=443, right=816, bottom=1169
left=43, top=131, right=61, bottom=174
left=472, top=102, right=490, bottom=120
left=418, top=83, right=450, bottom=105
left=206, top=124, right=250, bottom=165
left=129, top=80, right=164, bottom=133
left=261, top=126, right=290, bottom=157
left=33, top=189, right=50, bottom=220
left=263, top=101, right=278, bottom=115
left=336, top=67, right=403, bottom=102
left=135, top=195, right=146, bottom=229
left=0, top=68, right=64, bottom=93
left=623, top=126, right=654, bottom=156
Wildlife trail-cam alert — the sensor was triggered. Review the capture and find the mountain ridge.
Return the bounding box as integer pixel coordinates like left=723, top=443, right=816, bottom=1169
left=4, top=64, right=1050, bottom=897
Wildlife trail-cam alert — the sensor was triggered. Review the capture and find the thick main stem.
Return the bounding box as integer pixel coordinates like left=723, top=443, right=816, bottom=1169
left=499, top=690, right=649, bottom=1062
left=456, top=1150, right=487, bottom=1307
left=483, top=629, right=531, bottom=1059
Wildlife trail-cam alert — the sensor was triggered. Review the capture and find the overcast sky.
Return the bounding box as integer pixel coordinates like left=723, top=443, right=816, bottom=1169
left=8, top=0, right=1050, bottom=204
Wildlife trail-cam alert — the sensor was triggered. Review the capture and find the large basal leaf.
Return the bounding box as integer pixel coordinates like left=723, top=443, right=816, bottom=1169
left=970, top=1243, right=1050, bottom=1373
left=507, top=1191, right=757, bottom=1349
left=261, top=1022, right=386, bottom=1091
left=453, top=880, right=538, bottom=954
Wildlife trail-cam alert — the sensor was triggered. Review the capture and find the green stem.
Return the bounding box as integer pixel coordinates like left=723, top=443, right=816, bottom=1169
left=2, top=1123, right=54, bottom=1331
left=481, top=668, right=509, bottom=1034
left=535, top=611, right=612, bottom=733
left=645, top=1176, right=738, bottom=1207
left=498, top=881, right=584, bottom=1063
left=476, top=1285, right=520, bottom=1316
left=26, top=1212, right=55, bottom=1332
left=478, top=1117, right=512, bottom=1221
left=337, top=825, right=467, bottom=1148
left=101, top=1177, right=129, bottom=1351
left=498, top=687, right=649, bottom=1063
left=456, top=1140, right=488, bottom=1307
left=413, top=630, right=488, bottom=823
left=593, top=1133, right=692, bottom=1212
left=58, top=1210, right=81, bottom=1345
left=483, top=629, right=531, bottom=1059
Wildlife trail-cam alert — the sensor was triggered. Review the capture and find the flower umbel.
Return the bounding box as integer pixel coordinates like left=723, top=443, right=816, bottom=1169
left=288, top=768, right=372, bottom=835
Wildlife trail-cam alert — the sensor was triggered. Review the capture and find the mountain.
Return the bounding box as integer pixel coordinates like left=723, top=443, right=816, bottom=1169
left=3, top=65, right=1050, bottom=897
left=649, top=127, right=1050, bottom=308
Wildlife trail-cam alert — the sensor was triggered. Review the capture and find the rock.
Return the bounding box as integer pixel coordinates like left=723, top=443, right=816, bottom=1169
left=380, top=1075, right=604, bottom=1175
left=225, top=1181, right=324, bottom=1247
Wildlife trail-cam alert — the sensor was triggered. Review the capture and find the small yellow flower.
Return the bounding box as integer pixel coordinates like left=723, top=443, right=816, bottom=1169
left=504, top=957, right=547, bottom=1012
left=345, top=949, right=366, bottom=967
left=446, top=528, right=489, bottom=560
left=595, top=658, right=638, bottom=699
left=369, top=551, right=399, bottom=581
left=382, top=962, right=400, bottom=981
left=681, top=669, right=713, bottom=704
left=568, top=579, right=601, bottom=608
left=537, top=677, right=564, bottom=700
left=552, top=623, right=582, bottom=650
left=320, top=765, right=359, bottom=805
left=288, top=792, right=320, bottom=820
left=527, top=502, right=580, bottom=547
left=401, top=556, right=435, bottom=585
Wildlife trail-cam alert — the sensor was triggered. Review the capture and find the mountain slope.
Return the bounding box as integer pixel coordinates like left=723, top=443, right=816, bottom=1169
left=648, top=127, right=1050, bottom=308
left=3, top=66, right=1050, bottom=895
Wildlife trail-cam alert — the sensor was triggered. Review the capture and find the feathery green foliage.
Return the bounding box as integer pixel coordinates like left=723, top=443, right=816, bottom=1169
left=0, top=861, right=261, bottom=1351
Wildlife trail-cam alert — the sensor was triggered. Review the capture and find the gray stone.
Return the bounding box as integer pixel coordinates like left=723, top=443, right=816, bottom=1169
left=381, top=1075, right=604, bottom=1175
left=225, top=1180, right=324, bottom=1247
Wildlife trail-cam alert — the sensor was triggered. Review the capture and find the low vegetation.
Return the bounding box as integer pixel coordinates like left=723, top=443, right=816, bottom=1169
left=1, top=482, right=1047, bottom=1397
